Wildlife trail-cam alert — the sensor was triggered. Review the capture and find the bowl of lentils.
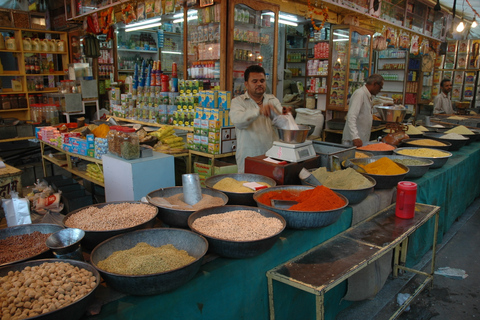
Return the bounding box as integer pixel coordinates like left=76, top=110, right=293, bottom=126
left=387, top=155, right=434, bottom=179
left=393, top=147, right=452, bottom=169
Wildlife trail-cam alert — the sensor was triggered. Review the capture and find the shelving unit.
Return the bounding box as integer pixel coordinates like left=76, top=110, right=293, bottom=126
left=375, top=49, right=408, bottom=104
left=0, top=27, right=68, bottom=121
left=405, top=55, right=421, bottom=114
left=40, top=141, right=104, bottom=187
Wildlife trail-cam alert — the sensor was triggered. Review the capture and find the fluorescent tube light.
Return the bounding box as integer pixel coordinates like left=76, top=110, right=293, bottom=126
left=162, top=51, right=182, bottom=55
left=126, top=18, right=162, bottom=29
left=270, top=18, right=298, bottom=26
left=126, top=22, right=162, bottom=32
left=173, top=15, right=197, bottom=23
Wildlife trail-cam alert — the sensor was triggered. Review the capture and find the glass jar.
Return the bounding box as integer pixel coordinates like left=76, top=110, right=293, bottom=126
left=9, top=95, right=18, bottom=109
left=107, top=126, right=120, bottom=156
left=120, top=127, right=140, bottom=160
left=18, top=95, right=27, bottom=109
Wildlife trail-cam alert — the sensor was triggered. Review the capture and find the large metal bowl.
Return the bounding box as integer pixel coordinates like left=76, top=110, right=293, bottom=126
left=357, top=142, right=396, bottom=156
left=0, top=223, right=64, bottom=267
left=188, top=205, right=286, bottom=258
left=253, top=185, right=349, bottom=229
left=349, top=155, right=433, bottom=179
left=304, top=169, right=376, bottom=205
left=347, top=157, right=410, bottom=189
left=146, top=187, right=228, bottom=228
left=0, top=259, right=100, bottom=320
left=393, top=147, right=452, bottom=169
left=423, top=132, right=468, bottom=151
left=63, top=201, right=158, bottom=250
left=204, top=173, right=276, bottom=206
left=401, top=138, right=452, bottom=151
left=277, top=125, right=311, bottom=144
left=375, top=105, right=407, bottom=122
left=90, top=228, right=208, bottom=295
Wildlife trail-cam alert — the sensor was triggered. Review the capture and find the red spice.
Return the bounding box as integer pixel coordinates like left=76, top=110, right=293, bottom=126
left=258, top=186, right=346, bottom=212
left=357, top=142, right=395, bottom=151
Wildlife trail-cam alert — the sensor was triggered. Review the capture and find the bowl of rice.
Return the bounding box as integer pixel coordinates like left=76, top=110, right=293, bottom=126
left=393, top=147, right=452, bottom=169
left=443, top=125, right=476, bottom=144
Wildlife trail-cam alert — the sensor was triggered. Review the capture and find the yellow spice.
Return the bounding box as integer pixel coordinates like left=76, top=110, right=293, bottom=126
left=213, top=177, right=271, bottom=193
left=408, top=139, right=446, bottom=146
left=397, top=148, right=449, bottom=158
left=445, top=125, right=474, bottom=135
left=415, top=126, right=429, bottom=132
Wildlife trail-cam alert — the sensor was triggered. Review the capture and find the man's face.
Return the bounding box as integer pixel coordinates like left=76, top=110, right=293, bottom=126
left=371, top=81, right=383, bottom=95
left=441, top=81, right=452, bottom=94
left=245, top=72, right=266, bottom=97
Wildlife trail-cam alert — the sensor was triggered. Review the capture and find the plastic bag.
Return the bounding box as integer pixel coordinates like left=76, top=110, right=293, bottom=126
left=272, top=113, right=299, bottom=130
left=2, top=191, right=31, bottom=227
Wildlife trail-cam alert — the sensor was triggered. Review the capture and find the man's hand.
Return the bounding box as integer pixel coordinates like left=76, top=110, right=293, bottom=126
left=260, top=103, right=279, bottom=118
left=353, top=139, right=363, bottom=147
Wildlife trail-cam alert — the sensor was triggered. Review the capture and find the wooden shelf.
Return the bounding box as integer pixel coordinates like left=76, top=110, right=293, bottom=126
left=0, top=108, right=28, bottom=113
left=109, top=116, right=194, bottom=132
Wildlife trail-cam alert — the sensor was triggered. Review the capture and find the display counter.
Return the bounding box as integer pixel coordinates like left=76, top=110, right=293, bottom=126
left=86, top=142, right=480, bottom=320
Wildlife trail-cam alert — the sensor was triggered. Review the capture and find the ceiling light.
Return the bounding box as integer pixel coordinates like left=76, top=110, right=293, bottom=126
left=270, top=17, right=298, bottom=26
left=173, top=15, right=197, bottom=24
left=457, top=20, right=465, bottom=32
left=126, top=18, right=162, bottom=29
left=126, top=22, right=162, bottom=32
left=472, top=19, right=477, bottom=28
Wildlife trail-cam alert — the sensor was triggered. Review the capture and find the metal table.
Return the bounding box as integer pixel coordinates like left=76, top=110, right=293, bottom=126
left=267, top=203, right=440, bottom=320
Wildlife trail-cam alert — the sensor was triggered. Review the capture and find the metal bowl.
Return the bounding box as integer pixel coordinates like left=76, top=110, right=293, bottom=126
left=204, top=173, right=276, bottom=206
left=90, top=228, right=208, bottom=295
left=469, top=129, right=480, bottom=142
left=277, top=125, right=311, bottom=144
left=253, top=185, right=349, bottom=229
left=188, top=205, right=286, bottom=258
left=423, top=132, right=468, bottom=151
left=146, top=187, right=228, bottom=228
left=63, top=201, right=158, bottom=250
left=347, top=157, right=409, bottom=189
left=303, top=168, right=376, bottom=204
left=374, top=155, right=434, bottom=179
left=375, top=105, right=407, bottom=122
left=393, top=147, right=452, bottom=169
left=0, top=259, right=100, bottom=320
left=401, top=138, right=452, bottom=151
left=0, top=223, right=64, bottom=267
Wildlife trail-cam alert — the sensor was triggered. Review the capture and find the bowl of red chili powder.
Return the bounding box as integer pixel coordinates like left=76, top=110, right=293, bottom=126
left=253, top=185, right=348, bottom=229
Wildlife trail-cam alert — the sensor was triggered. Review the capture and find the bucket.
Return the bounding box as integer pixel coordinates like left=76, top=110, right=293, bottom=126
left=395, top=181, right=417, bottom=219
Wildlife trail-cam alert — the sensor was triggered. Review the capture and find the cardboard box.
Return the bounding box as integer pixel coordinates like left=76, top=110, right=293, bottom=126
left=218, top=91, right=231, bottom=110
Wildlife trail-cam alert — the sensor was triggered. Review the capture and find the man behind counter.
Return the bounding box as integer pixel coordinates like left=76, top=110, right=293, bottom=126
left=342, top=74, right=384, bottom=147
left=433, top=79, right=454, bottom=115
left=230, top=65, right=283, bottom=173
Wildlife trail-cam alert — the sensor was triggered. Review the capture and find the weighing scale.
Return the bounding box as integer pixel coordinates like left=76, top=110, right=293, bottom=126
left=265, top=140, right=317, bottom=163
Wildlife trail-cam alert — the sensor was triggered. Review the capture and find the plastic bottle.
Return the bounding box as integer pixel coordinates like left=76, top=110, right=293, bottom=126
left=395, top=181, right=417, bottom=219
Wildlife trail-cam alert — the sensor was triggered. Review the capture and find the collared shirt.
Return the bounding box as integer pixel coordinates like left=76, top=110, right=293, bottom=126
left=342, top=85, right=373, bottom=145
left=230, top=92, right=283, bottom=173
left=433, top=92, right=453, bottom=114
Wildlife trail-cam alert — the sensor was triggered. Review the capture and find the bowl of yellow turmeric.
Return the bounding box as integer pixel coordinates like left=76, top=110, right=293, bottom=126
left=400, top=138, right=452, bottom=151
left=347, top=156, right=409, bottom=189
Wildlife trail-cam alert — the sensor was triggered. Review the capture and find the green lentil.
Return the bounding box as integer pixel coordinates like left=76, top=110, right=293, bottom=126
left=98, top=242, right=195, bottom=275
left=393, top=158, right=428, bottom=166
left=311, top=167, right=373, bottom=189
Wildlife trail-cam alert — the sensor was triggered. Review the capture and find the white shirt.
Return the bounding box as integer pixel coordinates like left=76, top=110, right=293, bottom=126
left=342, top=85, right=373, bottom=145
left=230, top=92, right=283, bottom=173
left=433, top=92, right=453, bottom=114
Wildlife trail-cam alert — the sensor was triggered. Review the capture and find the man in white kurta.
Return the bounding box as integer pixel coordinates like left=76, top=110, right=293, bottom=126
left=433, top=79, right=453, bottom=115
left=230, top=65, right=283, bottom=173
left=342, top=74, right=384, bottom=147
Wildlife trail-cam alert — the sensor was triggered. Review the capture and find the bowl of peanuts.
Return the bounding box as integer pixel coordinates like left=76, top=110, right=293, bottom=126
left=188, top=205, right=286, bottom=258
left=63, top=201, right=158, bottom=250
left=0, top=258, right=100, bottom=320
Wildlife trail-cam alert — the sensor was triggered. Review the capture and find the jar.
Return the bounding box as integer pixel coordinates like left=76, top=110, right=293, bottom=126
left=30, top=104, right=40, bottom=123
left=9, top=95, right=18, bottom=109
left=107, top=126, right=120, bottom=156
left=18, top=95, right=27, bottom=109
left=120, top=127, right=140, bottom=160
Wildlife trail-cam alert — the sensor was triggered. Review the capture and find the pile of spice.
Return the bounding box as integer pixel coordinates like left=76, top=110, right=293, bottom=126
left=257, top=186, right=346, bottom=211
left=393, top=158, right=429, bottom=166
left=311, top=167, right=373, bottom=189
left=212, top=177, right=271, bottom=193
left=404, top=124, right=423, bottom=135
left=439, top=133, right=468, bottom=140
left=406, top=139, right=447, bottom=147
left=354, top=151, right=371, bottom=158
left=358, top=157, right=406, bottom=175
left=357, top=142, right=395, bottom=151
left=191, top=210, right=284, bottom=241
left=0, top=232, right=52, bottom=265
left=445, top=125, right=475, bottom=135
left=149, top=193, right=225, bottom=210
left=396, top=148, right=450, bottom=158
left=98, top=242, right=195, bottom=275
left=415, top=125, right=429, bottom=132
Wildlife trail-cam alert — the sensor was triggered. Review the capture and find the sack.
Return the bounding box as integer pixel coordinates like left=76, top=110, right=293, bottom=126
left=2, top=191, right=31, bottom=227
left=272, top=113, right=299, bottom=130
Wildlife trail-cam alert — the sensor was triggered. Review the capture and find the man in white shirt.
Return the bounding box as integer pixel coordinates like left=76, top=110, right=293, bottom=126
left=230, top=65, right=283, bottom=173
left=342, top=74, right=384, bottom=147
left=433, top=79, right=454, bottom=115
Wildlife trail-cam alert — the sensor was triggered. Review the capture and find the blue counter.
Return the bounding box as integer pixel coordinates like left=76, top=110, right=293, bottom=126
left=88, top=142, right=480, bottom=320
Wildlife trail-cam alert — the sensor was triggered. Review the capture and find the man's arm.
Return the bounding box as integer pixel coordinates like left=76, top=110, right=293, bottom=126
left=230, top=98, right=261, bottom=130
left=432, top=95, right=444, bottom=114
left=345, top=91, right=363, bottom=142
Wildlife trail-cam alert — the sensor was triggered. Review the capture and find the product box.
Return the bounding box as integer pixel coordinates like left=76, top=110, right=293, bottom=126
left=194, top=161, right=212, bottom=176
left=208, top=131, right=220, bottom=143
left=218, top=91, right=231, bottom=110
left=166, top=105, right=177, bottom=125
left=200, top=118, right=209, bottom=136
left=220, top=126, right=237, bottom=154
left=193, top=134, right=201, bottom=151
left=208, top=142, right=220, bottom=155
left=209, top=119, right=221, bottom=132
left=200, top=136, right=209, bottom=153
left=87, top=149, right=95, bottom=158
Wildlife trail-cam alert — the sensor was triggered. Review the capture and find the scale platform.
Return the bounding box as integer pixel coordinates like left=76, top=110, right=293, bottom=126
left=265, top=140, right=317, bottom=163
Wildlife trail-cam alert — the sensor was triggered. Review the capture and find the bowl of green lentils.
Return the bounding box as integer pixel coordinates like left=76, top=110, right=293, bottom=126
left=386, top=155, right=434, bottom=179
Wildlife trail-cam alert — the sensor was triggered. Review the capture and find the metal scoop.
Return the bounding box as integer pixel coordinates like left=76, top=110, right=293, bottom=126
left=298, top=168, right=322, bottom=186
left=182, top=173, right=202, bottom=205
left=271, top=199, right=298, bottom=209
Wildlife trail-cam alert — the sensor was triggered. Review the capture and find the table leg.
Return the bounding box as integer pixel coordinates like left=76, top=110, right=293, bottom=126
left=187, top=151, right=192, bottom=174
left=400, top=237, right=409, bottom=267
left=393, top=244, right=401, bottom=277
left=429, top=212, right=440, bottom=288
left=40, top=142, right=47, bottom=177
left=315, top=294, right=325, bottom=320
left=267, top=276, right=275, bottom=320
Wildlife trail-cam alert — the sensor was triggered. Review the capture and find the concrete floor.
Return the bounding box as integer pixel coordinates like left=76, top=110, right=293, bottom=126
left=338, top=198, right=480, bottom=319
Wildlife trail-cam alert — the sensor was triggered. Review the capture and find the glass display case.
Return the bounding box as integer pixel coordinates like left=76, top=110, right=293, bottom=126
left=227, top=0, right=279, bottom=98
left=186, top=2, right=225, bottom=90
left=375, top=48, right=408, bottom=104
left=406, top=0, right=428, bottom=33
left=380, top=0, right=406, bottom=26
left=327, top=25, right=372, bottom=111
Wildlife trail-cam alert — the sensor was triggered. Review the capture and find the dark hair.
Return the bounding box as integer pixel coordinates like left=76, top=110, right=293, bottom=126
left=440, top=79, right=451, bottom=87
left=244, top=65, right=265, bottom=82
left=366, top=74, right=384, bottom=85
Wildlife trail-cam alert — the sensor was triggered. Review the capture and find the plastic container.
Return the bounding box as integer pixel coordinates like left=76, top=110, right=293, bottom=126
left=120, top=127, right=140, bottom=160
left=107, top=126, right=121, bottom=156
left=395, top=181, right=417, bottom=219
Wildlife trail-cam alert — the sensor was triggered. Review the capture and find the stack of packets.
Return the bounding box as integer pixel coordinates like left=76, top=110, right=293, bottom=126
left=149, top=126, right=187, bottom=154
left=86, top=163, right=104, bottom=183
